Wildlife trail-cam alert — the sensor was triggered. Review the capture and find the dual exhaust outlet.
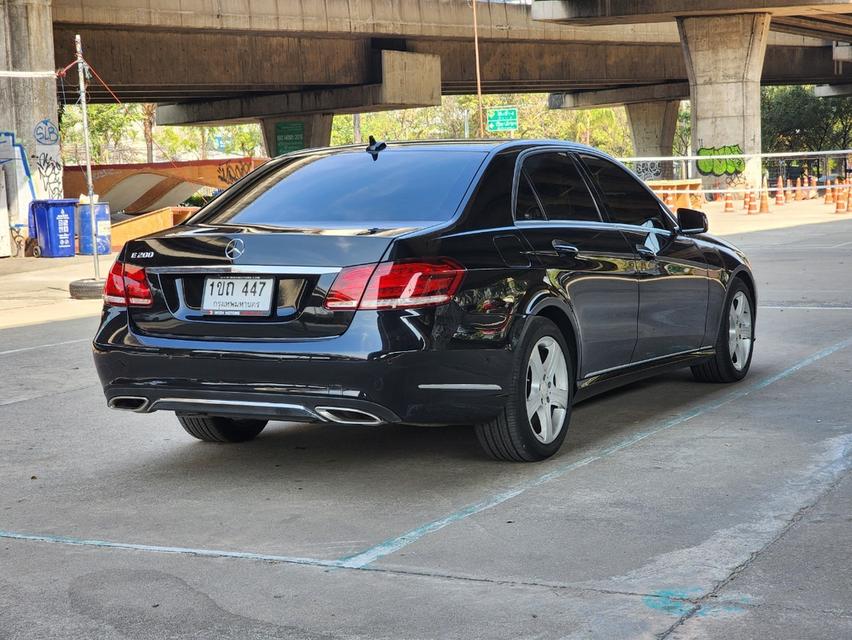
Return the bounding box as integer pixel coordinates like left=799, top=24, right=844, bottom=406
left=107, top=396, right=382, bottom=425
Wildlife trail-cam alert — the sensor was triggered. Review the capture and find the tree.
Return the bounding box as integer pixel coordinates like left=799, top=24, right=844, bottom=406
left=141, top=104, right=156, bottom=163
left=762, top=85, right=852, bottom=152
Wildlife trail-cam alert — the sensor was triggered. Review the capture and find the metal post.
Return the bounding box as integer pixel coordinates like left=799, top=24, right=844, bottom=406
left=353, top=113, right=362, bottom=144
left=463, top=110, right=470, bottom=139
left=76, top=34, right=99, bottom=279
left=471, top=0, right=485, bottom=137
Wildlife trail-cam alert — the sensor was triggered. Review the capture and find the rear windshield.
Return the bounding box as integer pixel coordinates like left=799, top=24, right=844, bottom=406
left=199, top=149, right=487, bottom=228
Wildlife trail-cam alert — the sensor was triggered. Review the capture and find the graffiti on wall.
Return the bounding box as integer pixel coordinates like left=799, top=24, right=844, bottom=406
left=33, top=119, right=63, bottom=198
left=632, top=161, right=663, bottom=181
left=216, top=159, right=252, bottom=186
left=696, top=145, right=746, bottom=177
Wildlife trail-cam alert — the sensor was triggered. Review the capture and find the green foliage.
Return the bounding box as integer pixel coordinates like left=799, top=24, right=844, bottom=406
left=762, top=85, right=852, bottom=152
left=61, top=104, right=141, bottom=163
left=331, top=94, right=633, bottom=156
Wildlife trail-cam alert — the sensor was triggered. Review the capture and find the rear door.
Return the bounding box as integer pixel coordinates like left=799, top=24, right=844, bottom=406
left=515, top=150, right=638, bottom=377
left=578, top=153, right=709, bottom=361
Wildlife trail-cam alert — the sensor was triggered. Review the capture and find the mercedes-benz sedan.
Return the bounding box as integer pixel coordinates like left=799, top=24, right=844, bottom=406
left=94, top=140, right=756, bottom=461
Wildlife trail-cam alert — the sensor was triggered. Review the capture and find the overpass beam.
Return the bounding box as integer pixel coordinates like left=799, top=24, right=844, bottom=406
left=678, top=13, right=770, bottom=188
left=157, top=50, right=441, bottom=155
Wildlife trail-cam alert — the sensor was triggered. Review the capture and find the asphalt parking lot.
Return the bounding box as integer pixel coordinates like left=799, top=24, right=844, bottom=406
left=2, top=218, right=851, bottom=639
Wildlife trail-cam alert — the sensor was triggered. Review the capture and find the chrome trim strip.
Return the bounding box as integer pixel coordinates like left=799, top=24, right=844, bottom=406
left=148, top=397, right=322, bottom=420
left=417, top=383, right=503, bottom=391
left=314, top=406, right=383, bottom=426
left=147, top=265, right=341, bottom=276
left=583, top=346, right=714, bottom=379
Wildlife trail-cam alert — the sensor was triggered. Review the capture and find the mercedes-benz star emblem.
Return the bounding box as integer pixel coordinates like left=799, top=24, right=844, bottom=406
left=224, top=238, right=245, bottom=261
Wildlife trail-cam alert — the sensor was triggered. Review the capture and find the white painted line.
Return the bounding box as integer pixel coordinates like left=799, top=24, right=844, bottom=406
left=0, top=338, right=89, bottom=356
left=760, top=306, right=852, bottom=311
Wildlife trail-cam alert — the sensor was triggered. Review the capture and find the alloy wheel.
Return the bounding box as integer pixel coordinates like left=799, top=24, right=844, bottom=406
left=728, top=290, right=753, bottom=371
left=525, top=336, right=570, bottom=444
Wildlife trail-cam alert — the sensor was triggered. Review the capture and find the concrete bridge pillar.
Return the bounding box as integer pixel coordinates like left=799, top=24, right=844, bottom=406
left=260, top=114, right=334, bottom=157
left=678, top=13, right=770, bottom=189
left=1, top=0, right=62, bottom=210
left=625, top=100, right=679, bottom=178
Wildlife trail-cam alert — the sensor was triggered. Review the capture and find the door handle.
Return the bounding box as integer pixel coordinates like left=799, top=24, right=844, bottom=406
left=635, top=245, right=657, bottom=260
left=552, top=240, right=579, bottom=256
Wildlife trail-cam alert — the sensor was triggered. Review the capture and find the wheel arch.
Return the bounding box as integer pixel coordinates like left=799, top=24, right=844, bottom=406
left=526, top=297, right=581, bottom=385
left=730, top=267, right=757, bottom=326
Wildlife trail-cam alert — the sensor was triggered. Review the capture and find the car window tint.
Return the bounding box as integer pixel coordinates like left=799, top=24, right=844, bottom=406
left=580, top=154, right=668, bottom=229
left=200, top=149, right=487, bottom=228
left=522, top=152, right=600, bottom=222
left=466, top=152, right=518, bottom=228
left=515, top=172, right=546, bottom=221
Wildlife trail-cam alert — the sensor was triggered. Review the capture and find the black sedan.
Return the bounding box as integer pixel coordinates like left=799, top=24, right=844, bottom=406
left=94, top=140, right=756, bottom=461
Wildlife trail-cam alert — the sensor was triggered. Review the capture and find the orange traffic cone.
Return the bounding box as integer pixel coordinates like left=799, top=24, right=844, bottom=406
left=836, top=181, right=847, bottom=214
left=795, top=177, right=804, bottom=201
left=743, top=186, right=751, bottom=210
left=845, top=179, right=851, bottom=213
left=824, top=180, right=834, bottom=206
left=775, top=176, right=785, bottom=206
left=759, top=179, right=771, bottom=213
left=748, top=186, right=759, bottom=215
left=724, top=191, right=735, bottom=213
left=810, top=175, right=819, bottom=200
left=785, top=179, right=793, bottom=203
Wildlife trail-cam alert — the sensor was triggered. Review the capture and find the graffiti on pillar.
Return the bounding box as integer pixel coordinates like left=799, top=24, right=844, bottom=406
left=696, top=145, right=746, bottom=177
left=33, top=119, right=60, bottom=146
left=33, top=119, right=63, bottom=198
left=632, top=161, right=663, bottom=181
left=216, top=159, right=252, bottom=186
left=35, top=152, right=63, bottom=198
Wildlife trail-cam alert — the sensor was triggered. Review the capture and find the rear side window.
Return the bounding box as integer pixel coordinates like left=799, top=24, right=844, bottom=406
left=522, top=152, right=600, bottom=222
left=580, top=154, right=669, bottom=229
left=199, top=149, right=487, bottom=228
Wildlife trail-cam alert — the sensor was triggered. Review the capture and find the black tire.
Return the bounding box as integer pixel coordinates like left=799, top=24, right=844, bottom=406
left=475, top=317, right=574, bottom=462
left=692, top=278, right=755, bottom=383
left=177, top=415, right=267, bottom=443
left=32, top=245, right=42, bottom=258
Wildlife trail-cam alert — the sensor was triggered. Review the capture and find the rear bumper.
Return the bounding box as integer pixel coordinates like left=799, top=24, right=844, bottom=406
left=93, top=309, right=515, bottom=426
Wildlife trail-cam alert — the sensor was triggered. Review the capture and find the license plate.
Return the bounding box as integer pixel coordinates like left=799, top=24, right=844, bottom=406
left=201, top=277, right=274, bottom=316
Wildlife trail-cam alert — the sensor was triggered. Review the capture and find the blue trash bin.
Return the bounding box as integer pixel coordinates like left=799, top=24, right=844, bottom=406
left=28, top=199, right=78, bottom=258
left=76, top=202, right=111, bottom=255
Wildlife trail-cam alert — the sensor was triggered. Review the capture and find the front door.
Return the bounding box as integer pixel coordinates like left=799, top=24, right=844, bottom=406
left=578, top=153, right=709, bottom=362
left=515, top=150, right=638, bottom=377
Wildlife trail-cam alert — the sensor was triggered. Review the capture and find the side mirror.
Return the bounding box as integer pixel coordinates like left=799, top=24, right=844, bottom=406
left=677, top=208, right=708, bottom=235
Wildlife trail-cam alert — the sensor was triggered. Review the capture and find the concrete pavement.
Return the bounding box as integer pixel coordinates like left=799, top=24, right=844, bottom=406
left=1, top=218, right=851, bottom=639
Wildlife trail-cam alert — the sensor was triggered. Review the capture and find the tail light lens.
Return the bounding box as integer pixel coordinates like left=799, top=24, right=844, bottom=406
left=103, top=258, right=154, bottom=307
left=324, top=258, right=465, bottom=311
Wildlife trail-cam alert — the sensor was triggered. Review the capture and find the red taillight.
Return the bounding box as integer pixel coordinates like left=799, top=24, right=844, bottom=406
left=103, top=259, right=153, bottom=307
left=324, top=258, right=464, bottom=311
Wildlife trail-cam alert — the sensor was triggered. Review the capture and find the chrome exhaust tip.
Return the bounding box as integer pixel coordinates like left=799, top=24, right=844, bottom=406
left=315, top=406, right=383, bottom=425
left=108, top=396, right=150, bottom=412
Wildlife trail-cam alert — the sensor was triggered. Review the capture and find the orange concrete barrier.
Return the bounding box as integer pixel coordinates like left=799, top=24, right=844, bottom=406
left=724, top=191, right=735, bottom=213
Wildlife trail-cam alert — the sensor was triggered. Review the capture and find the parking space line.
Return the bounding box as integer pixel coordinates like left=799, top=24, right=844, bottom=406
left=0, top=338, right=89, bottom=356
left=0, top=530, right=344, bottom=568
left=337, top=336, right=852, bottom=569
left=759, top=306, right=852, bottom=311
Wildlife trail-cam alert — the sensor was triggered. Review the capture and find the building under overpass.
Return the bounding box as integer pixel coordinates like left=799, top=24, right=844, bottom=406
left=1, top=0, right=852, bottom=204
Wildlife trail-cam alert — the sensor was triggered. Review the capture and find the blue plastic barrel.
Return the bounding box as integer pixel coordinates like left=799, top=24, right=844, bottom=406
left=28, top=200, right=77, bottom=258
left=76, top=203, right=111, bottom=255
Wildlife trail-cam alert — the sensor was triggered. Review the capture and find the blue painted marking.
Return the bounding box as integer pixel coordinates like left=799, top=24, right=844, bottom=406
left=338, top=336, right=852, bottom=568
left=0, top=530, right=345, bottom=568
left=643, top=588, right=752, bottom=618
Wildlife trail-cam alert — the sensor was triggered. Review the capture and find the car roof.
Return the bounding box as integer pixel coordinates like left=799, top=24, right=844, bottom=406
left=276, top=138, right=610, bottom=159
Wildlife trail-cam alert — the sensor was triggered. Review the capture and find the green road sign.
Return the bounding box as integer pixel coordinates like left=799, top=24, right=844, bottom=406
left=486, top=107, right=518, bottom=133
left=274, top=121, right=305, bottom=156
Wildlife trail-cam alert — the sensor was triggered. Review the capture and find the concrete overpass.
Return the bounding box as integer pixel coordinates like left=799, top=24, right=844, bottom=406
left=2, top=0, right=851, bottom=204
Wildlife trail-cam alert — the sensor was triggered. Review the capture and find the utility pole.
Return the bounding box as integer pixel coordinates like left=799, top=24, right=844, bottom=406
left=353, top=113, right=362, bottom=144
left=75, top=34, right=99, bottom=280
left=471, top=0, right=485, bottom=137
